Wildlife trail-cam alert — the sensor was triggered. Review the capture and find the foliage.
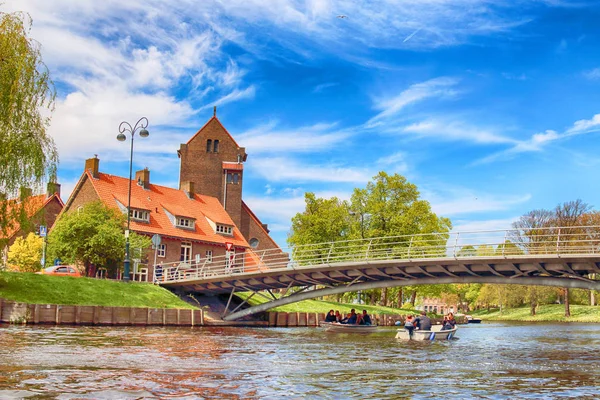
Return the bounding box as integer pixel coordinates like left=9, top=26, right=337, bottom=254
left=0, top=271, right=195, bottom=309
left=47, top=201, right=151, bottom=274
left=0, top=11, right=57, bottom=236
left=7, top=232, right=42, bottom=272
left=471, top=304, right=600, bottom=323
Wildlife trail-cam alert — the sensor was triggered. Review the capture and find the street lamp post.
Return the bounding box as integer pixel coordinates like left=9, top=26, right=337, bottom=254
left=117, top=117, right=149, bottom=281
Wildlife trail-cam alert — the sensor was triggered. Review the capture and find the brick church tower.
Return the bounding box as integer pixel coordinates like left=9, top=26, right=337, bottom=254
left=178, top=108, right=278, bottom=251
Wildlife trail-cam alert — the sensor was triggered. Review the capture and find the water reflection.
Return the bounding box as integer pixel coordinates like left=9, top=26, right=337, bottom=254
left=1, top=322, right=600, bottom=398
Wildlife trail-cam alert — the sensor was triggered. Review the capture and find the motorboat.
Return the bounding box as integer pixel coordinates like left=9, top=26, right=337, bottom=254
left=466, top=315, right=482, bottom=324
left=319, top=321, right=378, bottom=333
left=395, top=324, right=458, bottom=341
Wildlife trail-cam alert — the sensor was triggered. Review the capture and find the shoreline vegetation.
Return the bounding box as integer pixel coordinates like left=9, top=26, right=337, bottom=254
left=471, top=305, right=600, bottom=323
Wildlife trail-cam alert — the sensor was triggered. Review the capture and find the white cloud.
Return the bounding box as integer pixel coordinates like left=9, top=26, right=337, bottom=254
left=402, top=119, right=517, bottom=145
left=312, top=82, right=338, bottom=93
left=451, top=218, right=518, bottom=233
left=367, top=77, right=459, bottom=126
left=249, top=157, right=373, bottom=183
left=236, top=121, right=351, bottom=154
left=583, top=68, right=600, bottom=80
left=376, top=152, right=409, bottom=174
left=476, top=113, right=600, bottom=164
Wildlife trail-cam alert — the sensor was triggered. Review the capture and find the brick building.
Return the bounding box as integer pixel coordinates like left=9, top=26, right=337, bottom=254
left=1, top=184, right=63, bottom=268
left=61, top=111, right=280, bottom=280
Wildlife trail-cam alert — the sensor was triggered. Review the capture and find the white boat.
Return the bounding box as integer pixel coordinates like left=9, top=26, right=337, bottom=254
left=395, top=324, right=458, bottom=341
left=319, top=321, right=378, bottom=333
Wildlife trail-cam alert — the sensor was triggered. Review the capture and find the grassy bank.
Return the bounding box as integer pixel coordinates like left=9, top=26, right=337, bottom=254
left=236, top=292, right=425, bottom=316
left=471, top=304, right=600, bottom=323
left=0, top=271, right=195, bottom=309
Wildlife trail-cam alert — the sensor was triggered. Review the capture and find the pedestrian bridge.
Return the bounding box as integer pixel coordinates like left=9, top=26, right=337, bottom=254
left=159, top=226, right=600, bottom=320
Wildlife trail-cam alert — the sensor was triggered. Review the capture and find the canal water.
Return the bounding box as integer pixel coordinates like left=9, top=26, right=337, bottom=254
left=1, top=322, right=599, bottom=399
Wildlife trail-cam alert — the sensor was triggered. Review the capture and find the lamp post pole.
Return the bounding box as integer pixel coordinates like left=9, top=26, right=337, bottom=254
left=117, top=117, right=149, bottom=281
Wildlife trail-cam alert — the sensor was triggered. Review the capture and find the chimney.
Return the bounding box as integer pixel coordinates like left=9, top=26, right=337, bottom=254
left=135, top=168, right=150, bottom=190
left=46, top=181, right=61, bottom=198
left=85, top=155, right=99, bottom=179
left=262, top=223, right=270, bottom=233
left=180, top=181, right=195, bottom=199
left=19, top=187, right=32, bottom=200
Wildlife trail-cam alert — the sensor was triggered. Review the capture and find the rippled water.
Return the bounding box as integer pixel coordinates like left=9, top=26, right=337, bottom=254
left=1, top=322, right=600, bottom=399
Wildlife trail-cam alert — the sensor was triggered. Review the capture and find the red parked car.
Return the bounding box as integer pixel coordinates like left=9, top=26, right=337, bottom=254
left=37, top=265, right=82, bottom=277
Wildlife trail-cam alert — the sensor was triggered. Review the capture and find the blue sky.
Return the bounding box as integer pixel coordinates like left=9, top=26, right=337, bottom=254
left=6, top=0, right=600, bottom=247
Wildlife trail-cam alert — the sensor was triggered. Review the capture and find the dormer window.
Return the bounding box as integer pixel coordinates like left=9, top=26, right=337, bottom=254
left=216, top=224, right=233, bottom=235
left=130, top=208, right=150, bottom=222
left=177, top=217, right=194, bottom=229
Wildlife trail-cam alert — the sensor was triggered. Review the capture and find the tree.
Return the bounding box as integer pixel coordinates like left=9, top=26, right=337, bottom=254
left=7, top=232, right=42, bottom=272
left=47, top=201, right=151, bottom=276
left=0, top=11, right=57, bottom=237
left=288, top=171, right=451, bottom=304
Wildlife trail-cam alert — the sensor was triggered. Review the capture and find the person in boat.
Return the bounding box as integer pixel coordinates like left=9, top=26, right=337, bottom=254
left=415, top=311, right=432, bottom=331
left=335, top=310, right=343, bottom=323
left=340, top=313, right=351, bottom=324
left=359, top=310, right=372, bottom=326
left=404, top=315, right=416, bottom=336
left=346, top=309, right=358, bottom=324
left=446, top=313, right=457, bottom=329
left=325, top=310, right=337, bottom=323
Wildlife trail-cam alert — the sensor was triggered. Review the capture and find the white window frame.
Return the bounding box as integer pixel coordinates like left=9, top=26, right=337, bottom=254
left=130, top=208, right=150, bottom=222
left=157, top=244, right=166, bottom=258
left=177, top=217, right=194, bottom=228
left=205, top=250, right=213, bottom=262
left=216, top=224, right=233, bottom=235
left=180, top=241, right=192, bottom=262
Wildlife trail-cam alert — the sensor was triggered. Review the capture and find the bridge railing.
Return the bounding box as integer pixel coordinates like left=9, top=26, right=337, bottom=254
left=158, top=225, right=600, bottom=284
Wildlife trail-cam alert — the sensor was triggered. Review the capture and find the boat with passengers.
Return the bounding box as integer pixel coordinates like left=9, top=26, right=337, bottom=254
left=319, top=321, right=378, bottom=333
left=395, top=324, right=458, bottom=341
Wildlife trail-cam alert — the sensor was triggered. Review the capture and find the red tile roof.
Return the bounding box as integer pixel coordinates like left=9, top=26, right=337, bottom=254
left=86, top=171, right=249, bottom=248
left=1, top=193, right=63, bottom=240
left=222, top=162, right=244, bottom=171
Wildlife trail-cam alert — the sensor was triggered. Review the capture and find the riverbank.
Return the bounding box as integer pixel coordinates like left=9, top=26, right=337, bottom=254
left=0, top=272, right=194, bottom=309
left=471, top=304, right=600, bottom=323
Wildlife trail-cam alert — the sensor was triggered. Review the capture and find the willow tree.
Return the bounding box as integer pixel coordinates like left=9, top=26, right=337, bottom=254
left=0, top=11, right=57, bottom=237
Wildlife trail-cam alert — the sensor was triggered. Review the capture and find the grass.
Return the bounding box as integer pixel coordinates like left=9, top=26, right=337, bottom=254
left=0, top=271, right=195, bottom=309
left=235, top=292, right=426, bottom=316
left=471, top=304, right=600, bottom=323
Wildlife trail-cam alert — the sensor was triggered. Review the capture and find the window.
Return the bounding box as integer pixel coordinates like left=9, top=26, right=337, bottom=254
left=206, top=139, right=212, bottom=152
left=77, top=206, right=84, bottom=214
left=213, top=139, right=219, bottom=153
left=226, top=173, right=233, bottom=184
left=180, top=242, right=192, bottom=262
left=233, top=173, right=239, bottom=184
left=216, top=224, right=233, bottom=235
left=157, top=244, right=166, bottom=258
left=205, top=250, right=213, bottom=262
left=177, top=217, right=194, bottom=228
left=130, top=208, right=149, bottom=222
left=249, top=238, right=259, bottom=248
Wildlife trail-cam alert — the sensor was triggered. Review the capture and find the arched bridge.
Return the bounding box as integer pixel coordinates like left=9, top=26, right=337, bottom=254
left=158, top=226, right=600, bottom=320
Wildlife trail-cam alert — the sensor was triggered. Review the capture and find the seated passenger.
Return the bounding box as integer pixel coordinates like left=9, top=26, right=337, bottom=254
left=360, top=310, right=372, bottom=325
left=340, top=313, right=351, bottom=324
left=404, top=315, right=416, bottom=336
left=440, top=316, right=453, bottom=331
left=346, top=309, right=358, bottom=325
left=446, top=313, right=457, bottom=328
left=325, top=310, right=337, bottom=323
left=335, top=310, right=343, bottom=323
left=415, top=311, right=432, bottom=331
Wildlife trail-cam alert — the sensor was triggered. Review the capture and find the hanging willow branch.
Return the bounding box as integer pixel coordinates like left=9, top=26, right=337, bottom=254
left=0, top=11, right=58, bottom=237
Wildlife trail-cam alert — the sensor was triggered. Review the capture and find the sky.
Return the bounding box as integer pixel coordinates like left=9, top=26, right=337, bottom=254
left=5, top=0, right=600, bottom=248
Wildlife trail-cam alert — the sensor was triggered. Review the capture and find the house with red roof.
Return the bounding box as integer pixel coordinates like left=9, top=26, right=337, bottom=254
left=61, top=110, right=282, bottom=280
left=1, top=184, right=63, bottom=268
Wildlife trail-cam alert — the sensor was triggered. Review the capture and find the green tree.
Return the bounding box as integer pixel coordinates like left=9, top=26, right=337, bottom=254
left=0, top=11, right=57, bottom=236
left=7, top=232, right=42, bottom=272
left=288, top=171, right=451, bottom=304
left=47, top=201, right=151, bottom=276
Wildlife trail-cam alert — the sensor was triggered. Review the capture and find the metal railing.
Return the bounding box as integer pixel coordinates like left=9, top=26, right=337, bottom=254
left=157, top=225, right=600, bottom=284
